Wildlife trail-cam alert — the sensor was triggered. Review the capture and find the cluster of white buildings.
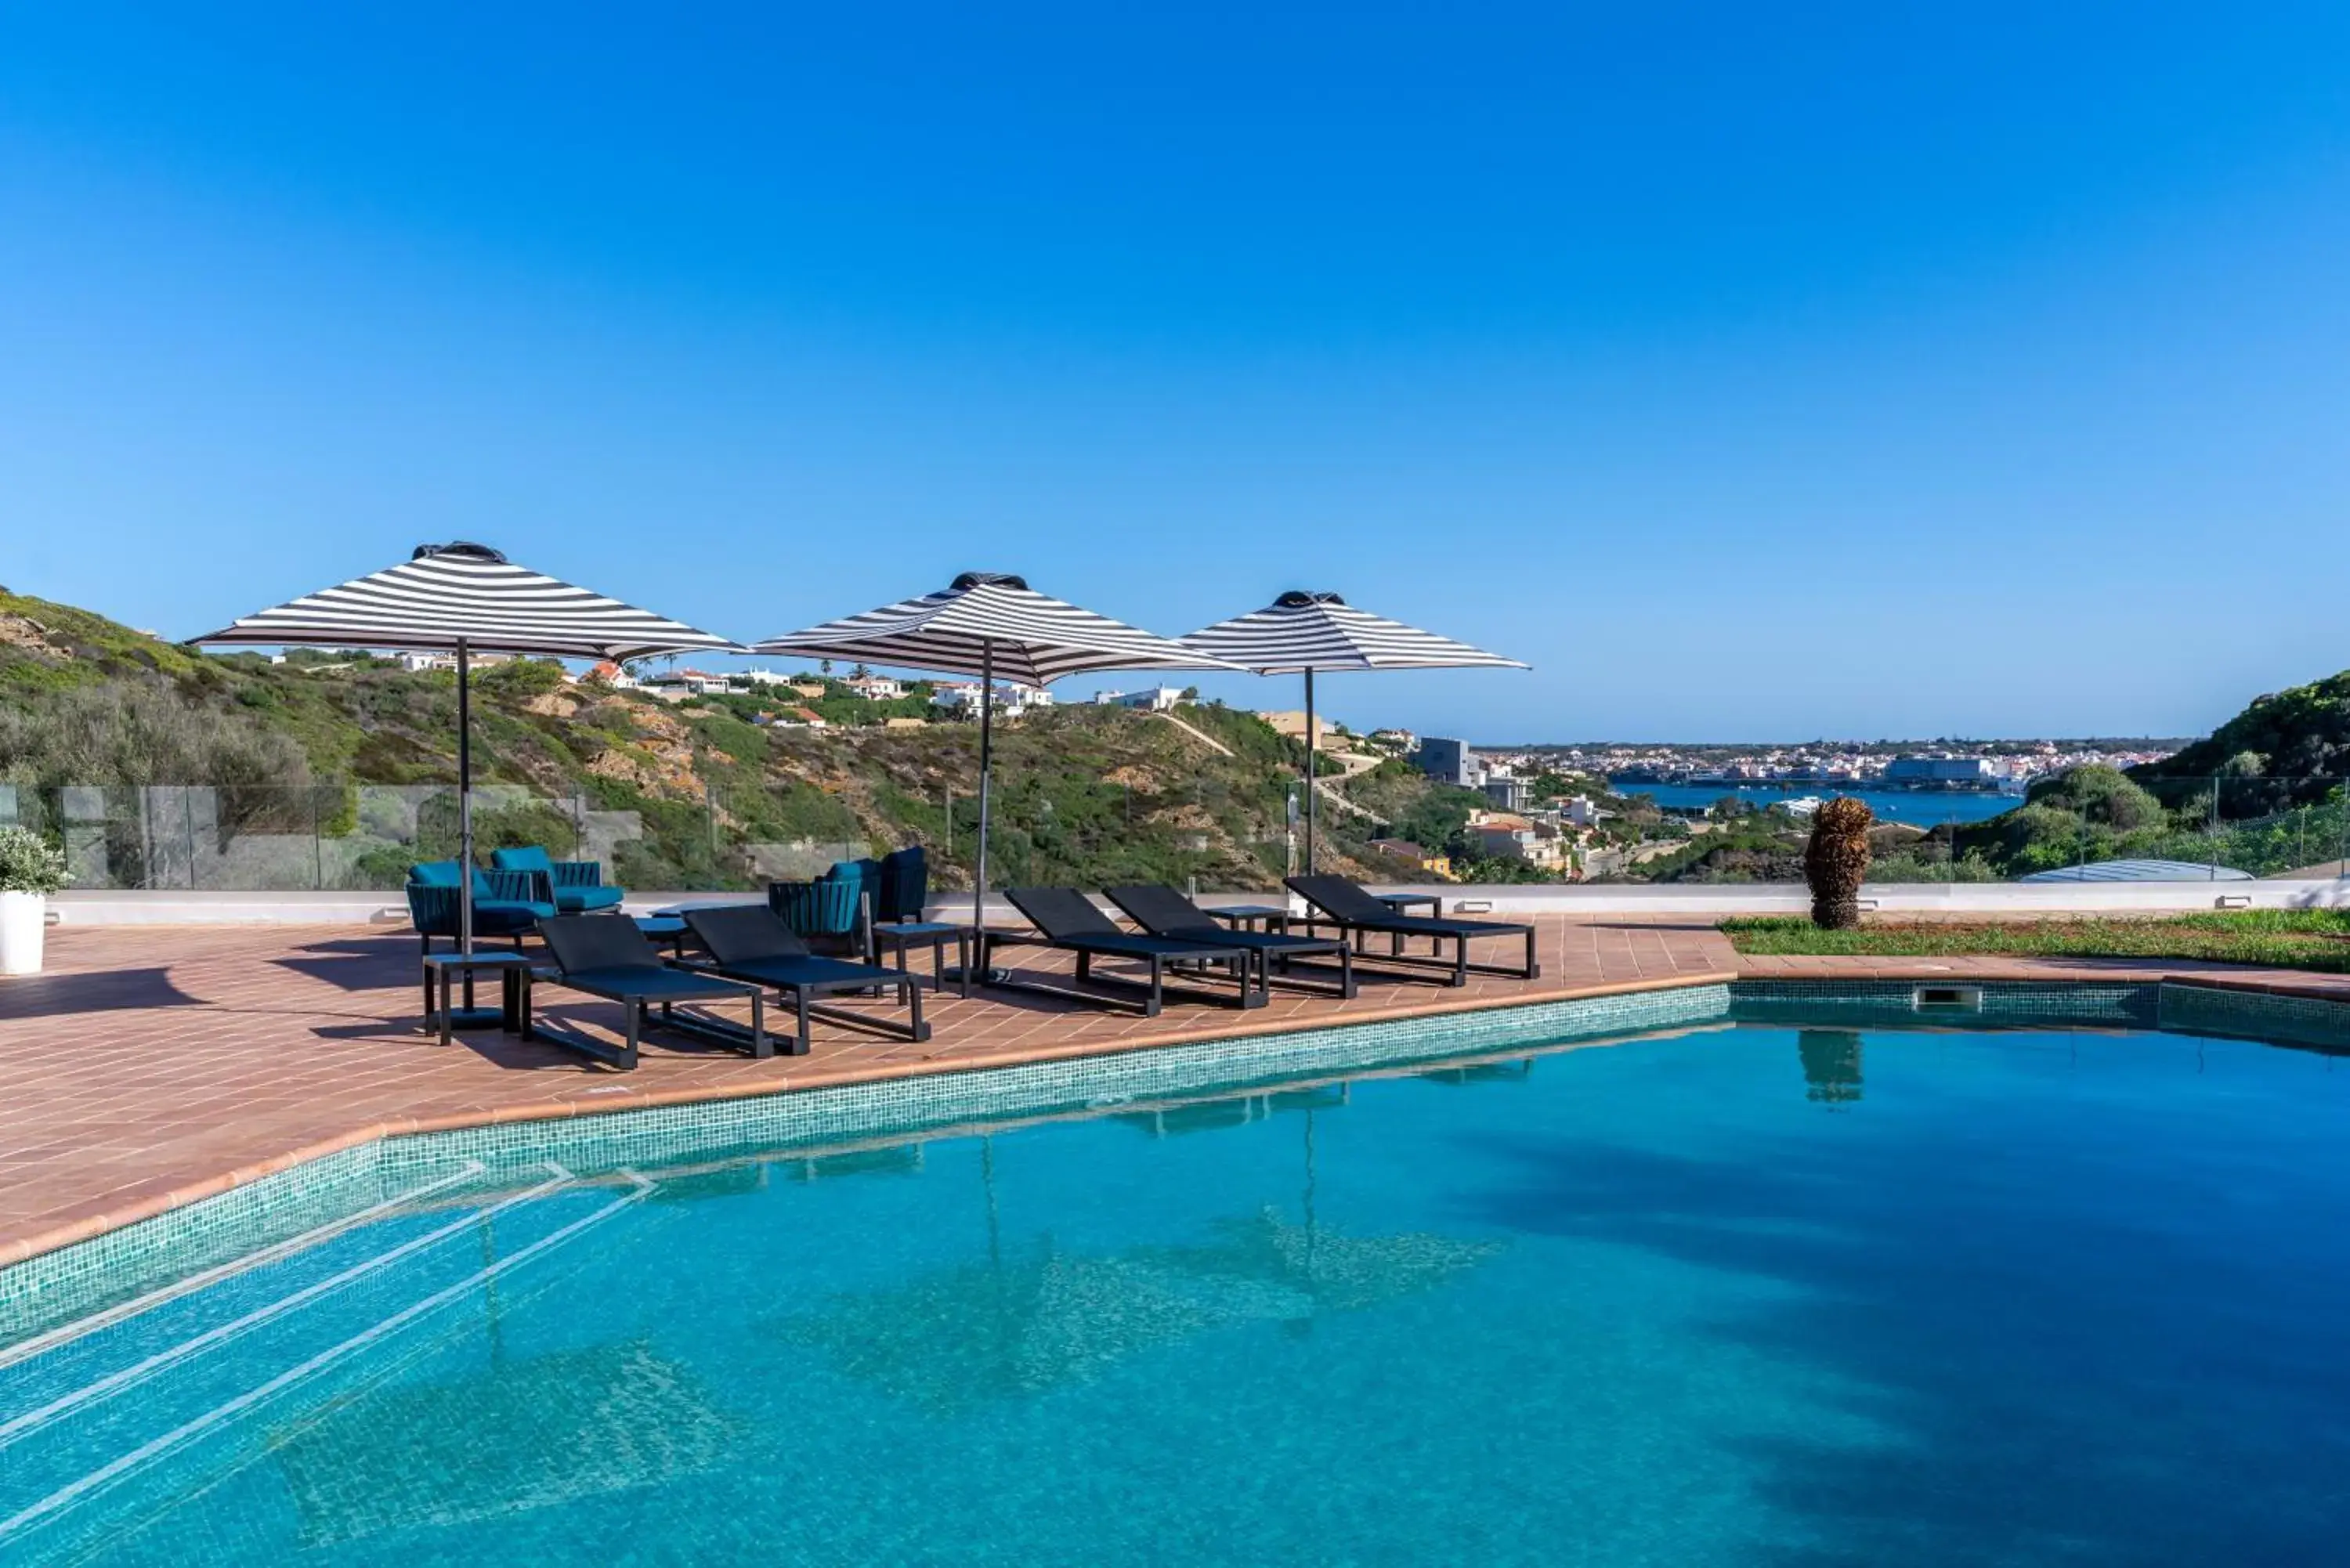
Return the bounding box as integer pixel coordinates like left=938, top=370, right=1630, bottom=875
left=1411, top=736, right=1538, bottom=811
left=1529, top=740, right=2177, bottom=791
left=1091, top=686, right=1188, bottom=713
left=931, top=681, right=1054, bottom=720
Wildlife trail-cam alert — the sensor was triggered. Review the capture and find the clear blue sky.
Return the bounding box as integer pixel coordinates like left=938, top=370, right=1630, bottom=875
left=5, top=3, right=2348, bottom=742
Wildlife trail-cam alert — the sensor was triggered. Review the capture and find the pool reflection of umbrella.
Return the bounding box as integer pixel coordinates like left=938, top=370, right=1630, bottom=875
left=795, top=1120, right=1496, bottom=1413
left=1143, top=1207, right=1497, bottom=1318
left=270, top=1341, right=743, bottom=1547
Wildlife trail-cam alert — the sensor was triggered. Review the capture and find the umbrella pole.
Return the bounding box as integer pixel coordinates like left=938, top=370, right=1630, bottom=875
left=975, top=639, right=994, bottom=927
left=1304, top=668, right=1318, bottom=873
left=457, top=637, right=476, bottom=1011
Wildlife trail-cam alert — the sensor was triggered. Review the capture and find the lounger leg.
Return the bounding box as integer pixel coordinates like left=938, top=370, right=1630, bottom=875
left=1077, top=951, right=1091, bottom=984
left=750, top=992, right=770, bottom=1060
left=795, top=988, right=812, bottom=1055
left=1339, top=943, right=1356, bottom=999
left=1524, top=927, right=1539, bottom=979
left=1143, top=956, right=1162, bottom=1017
left=1452, top=934, right=1467, bottom=988
left=908, top=976, right=930, bottom=1041
left=622, top=1000, right=641, bottom=1071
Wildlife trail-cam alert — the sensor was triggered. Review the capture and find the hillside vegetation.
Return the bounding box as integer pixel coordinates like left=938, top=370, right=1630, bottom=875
left=1936, top=679, right=2350, bottom=879
left=1724, top=912, right=2350, bottom=972
left=0, top=587, right=1463, bottom=891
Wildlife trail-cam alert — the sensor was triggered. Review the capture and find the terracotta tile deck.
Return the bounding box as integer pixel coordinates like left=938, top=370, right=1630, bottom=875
left=0, top=916, right=1734, bottom=1266
left=9, top=917, right=2350, bottom=1272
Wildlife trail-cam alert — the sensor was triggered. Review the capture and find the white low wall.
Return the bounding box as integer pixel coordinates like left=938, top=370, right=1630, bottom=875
left=42, top=877, right=2350, bottom=927
left=1322, top=880, right=2350, bottom=916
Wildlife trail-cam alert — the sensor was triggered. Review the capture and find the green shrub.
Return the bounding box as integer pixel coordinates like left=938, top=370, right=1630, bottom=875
left=0, top=826, right=69, bottom=894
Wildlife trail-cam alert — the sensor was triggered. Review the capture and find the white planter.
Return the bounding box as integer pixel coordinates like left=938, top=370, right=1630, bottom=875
left=0, top=891, right=45, bottom=976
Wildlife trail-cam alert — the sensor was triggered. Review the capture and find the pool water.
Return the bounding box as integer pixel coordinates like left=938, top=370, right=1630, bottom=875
left=6, top=1021, right=2350, bottom=1566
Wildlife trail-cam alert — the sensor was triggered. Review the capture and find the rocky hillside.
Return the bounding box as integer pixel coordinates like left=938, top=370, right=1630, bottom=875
left=0, top=587, right=1441, bottom=892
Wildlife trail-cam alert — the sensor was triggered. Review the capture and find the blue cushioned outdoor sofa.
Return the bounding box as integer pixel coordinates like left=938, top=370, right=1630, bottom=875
left=406, top=860, right=557, bottom=952
left=490, top=844, right=626, bottom=914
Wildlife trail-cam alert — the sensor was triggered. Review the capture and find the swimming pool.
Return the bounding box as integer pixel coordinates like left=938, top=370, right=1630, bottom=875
left=5, top=990, right=2348, bottom=1565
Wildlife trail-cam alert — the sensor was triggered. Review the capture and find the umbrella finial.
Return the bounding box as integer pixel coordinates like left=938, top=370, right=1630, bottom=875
left=414, top=541, right=509, bottom=563
left=951, top=572, right=1029, bottom=592
left=1274, top=590, right=1345, bottom=608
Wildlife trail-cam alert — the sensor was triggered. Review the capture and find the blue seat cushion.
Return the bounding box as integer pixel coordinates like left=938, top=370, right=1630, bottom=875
left=556, top=883, right=625, bottom=913
left=475, top=897, right=557, bottom=927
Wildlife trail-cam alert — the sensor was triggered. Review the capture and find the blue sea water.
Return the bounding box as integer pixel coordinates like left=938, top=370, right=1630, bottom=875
left=1609, top=779, right=2021, bottom=826
left=6, top=1022, right=2350, bottom=1566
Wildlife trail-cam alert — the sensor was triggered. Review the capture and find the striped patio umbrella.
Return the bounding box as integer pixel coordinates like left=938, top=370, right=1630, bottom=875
left=200, top=543, right=741, bottom=1008
left=754, top=573, right=1241, bottom=920
left=1181, top=591, right=1526, bottom=871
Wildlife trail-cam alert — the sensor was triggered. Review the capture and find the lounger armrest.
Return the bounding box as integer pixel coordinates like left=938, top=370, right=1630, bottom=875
left=550, top=861, right=606, bottom=890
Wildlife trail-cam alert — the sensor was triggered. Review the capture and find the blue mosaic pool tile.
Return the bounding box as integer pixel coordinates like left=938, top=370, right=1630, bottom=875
left=384, top=983, right=1736, bottom=1183
left=2157, top=983, right=2350, bottom=1053
left=0, top=984, right=1730, bottom=1346
left=1731, top=979, right=2157, bottom=1029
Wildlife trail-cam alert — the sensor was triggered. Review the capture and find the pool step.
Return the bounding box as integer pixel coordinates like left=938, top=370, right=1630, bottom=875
left=0, top=1168, right=652, bottom=1556
left=0, top=1158, right=494, bottom=1385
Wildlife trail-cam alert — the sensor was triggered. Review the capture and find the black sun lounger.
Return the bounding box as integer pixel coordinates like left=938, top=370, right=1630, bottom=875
left=989, top=887, right=1262, bottom=1016
left=1102, top=883, right=1356, bottom=999
left=1284, top=875, right=1539, bottom=987
left=680, top=904, right=930, bottom=1056
left=535, top=914, right=768, bottom=1070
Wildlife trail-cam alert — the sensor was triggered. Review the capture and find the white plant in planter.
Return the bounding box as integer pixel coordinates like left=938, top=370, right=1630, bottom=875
left=0, top=826, right=69, bottom=977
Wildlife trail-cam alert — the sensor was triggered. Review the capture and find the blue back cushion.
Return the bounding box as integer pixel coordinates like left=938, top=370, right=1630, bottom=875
left=772, top=879, right=861, bottom=936
left=879, top=846, right=929, bottom=921
left=410, top=860, right=508, bottom=903
left=494, top=845, right=555, bottom=876
left=822, top=858, right=880, bottom=910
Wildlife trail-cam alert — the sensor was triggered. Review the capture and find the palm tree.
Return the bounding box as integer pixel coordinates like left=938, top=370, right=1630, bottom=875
left=1805, top=795, right=1873, bottom=928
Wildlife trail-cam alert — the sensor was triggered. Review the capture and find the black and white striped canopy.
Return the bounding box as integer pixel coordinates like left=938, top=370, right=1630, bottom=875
left=753, top=573, right=1242, bottom=686
left=1180, top=591, right=1528, bottom=674
left=198, top=542, right=744, bottom=662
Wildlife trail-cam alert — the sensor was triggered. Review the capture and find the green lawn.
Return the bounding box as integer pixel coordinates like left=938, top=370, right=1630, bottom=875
left=1720, top=910, right=2350, bottom=972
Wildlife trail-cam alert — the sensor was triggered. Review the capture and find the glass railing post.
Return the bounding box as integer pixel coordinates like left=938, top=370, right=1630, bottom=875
left=2337, top=779, right=2348, bottom=879
left=2209, top=775, right=2221, bottom=880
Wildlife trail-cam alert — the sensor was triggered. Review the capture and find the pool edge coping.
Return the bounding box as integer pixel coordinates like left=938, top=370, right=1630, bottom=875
left=2, top=969, right=1739, bottom=1270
